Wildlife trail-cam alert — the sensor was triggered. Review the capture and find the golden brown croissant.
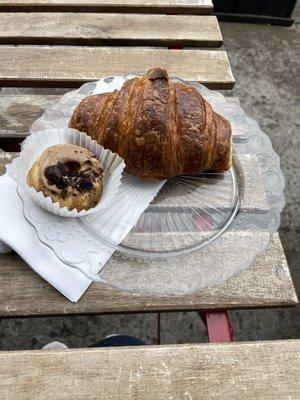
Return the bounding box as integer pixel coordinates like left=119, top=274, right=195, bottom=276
left=69, top=68, right=232, bottom=180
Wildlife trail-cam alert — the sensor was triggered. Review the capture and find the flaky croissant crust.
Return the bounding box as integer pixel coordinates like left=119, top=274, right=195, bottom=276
left=69, top=68, right=232, bottom=180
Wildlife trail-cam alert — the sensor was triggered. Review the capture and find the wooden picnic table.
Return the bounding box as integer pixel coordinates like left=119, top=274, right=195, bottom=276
left=0, top=0, right=298, bottom=384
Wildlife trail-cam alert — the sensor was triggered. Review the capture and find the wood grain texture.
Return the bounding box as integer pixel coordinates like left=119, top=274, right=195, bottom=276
left=0, top=94, right=60, bottom=138
left=0, top=0, right=213, bottom=14
left=0, top=94, right=267, bottom=212
left=0, top=95, right=239, bottom=139
left=0, top=152, right=269, bottom=216
left=0, top=151, right=15, bottom=174
left=0, top=87, right=293, bottom=313
left=0, top=13, right=222, bottom=47
left=150, top=154, right=269, bottom=212
left=0, top=151, right=296, bottom=315
left=0, top=46, right=235, bottom=89
left=0, top=232, right=297, bottom=317
left=1, top=340, right=299, bottom=400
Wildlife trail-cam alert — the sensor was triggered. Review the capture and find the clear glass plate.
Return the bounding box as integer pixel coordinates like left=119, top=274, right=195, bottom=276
left=80, top=166, right=239, bottom=258
left=25, top=75, right=285, bottom=294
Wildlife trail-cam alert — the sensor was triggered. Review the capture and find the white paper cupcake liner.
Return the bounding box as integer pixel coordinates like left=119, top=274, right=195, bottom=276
left=6, top=128, right=125, bottom=217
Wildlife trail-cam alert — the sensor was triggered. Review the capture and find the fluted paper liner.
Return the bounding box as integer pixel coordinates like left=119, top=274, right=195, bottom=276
left=7, top=128, right=125, bottom=217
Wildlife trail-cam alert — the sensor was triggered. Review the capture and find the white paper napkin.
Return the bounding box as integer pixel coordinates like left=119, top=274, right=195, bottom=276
left=0, top=75, right=165, bottom=302
left=0, top=173, right=164, bottom=302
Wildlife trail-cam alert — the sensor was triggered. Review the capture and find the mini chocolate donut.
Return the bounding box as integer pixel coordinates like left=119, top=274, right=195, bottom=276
left=27, top=144, right=104, bottom=211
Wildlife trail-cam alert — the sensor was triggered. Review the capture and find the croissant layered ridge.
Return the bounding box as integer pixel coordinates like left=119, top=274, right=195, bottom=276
left=69, top=68, right=232, bottom=180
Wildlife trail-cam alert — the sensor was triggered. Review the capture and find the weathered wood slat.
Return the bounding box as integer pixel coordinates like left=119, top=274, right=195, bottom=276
left=0, top=151, right=269, bottom=214
left=1, top=340, right=299, bottom=400
left=0, top=0, right=213, bottom=14
left=0, top=95, right=239, bottom=139
left=0, top=46, right=235, bottom=89
left=152, top=154, right=269, bottom=212
left=0, top=232, right=297, bottom=317
left=0, top=94, right=59, bottom=138
left=0, top=13, right=222, bottom=47
left=0, top=146, right=296, bottom=314
left=0, top=95, right=268, bottom=212
left=0, top=151, right=16, bottom=174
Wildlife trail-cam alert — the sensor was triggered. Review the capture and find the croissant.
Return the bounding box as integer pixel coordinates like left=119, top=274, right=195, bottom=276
left=69, top=68, right=232, bottom=180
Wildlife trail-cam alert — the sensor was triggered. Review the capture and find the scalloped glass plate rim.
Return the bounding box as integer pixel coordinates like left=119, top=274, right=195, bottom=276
left=26, top=74, right=286, bottom=295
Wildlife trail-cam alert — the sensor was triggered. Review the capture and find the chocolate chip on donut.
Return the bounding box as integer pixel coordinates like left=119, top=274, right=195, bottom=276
left=44, top=163, right=69, bottom=189
left=44, top=161, right=96, bottom=193
left=64, top=161, right=81, bottom=174
left=79, top=178, right=93, bottom=192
